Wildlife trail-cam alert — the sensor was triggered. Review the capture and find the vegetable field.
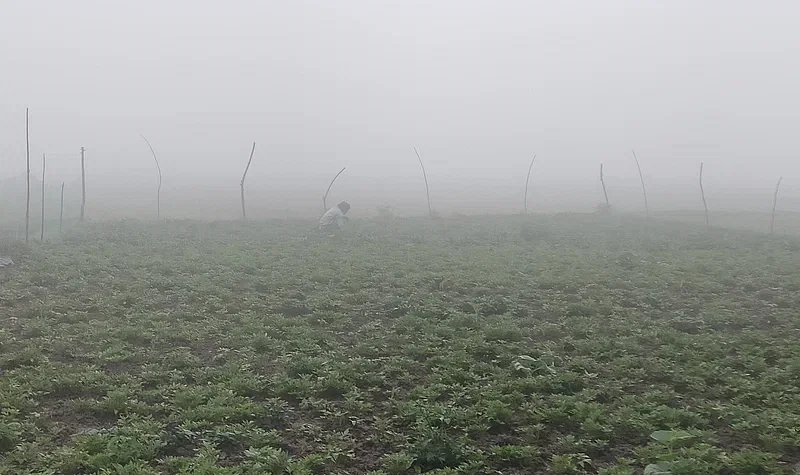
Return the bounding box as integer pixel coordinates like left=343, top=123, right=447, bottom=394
left=1, top=215, right=799, bottom=474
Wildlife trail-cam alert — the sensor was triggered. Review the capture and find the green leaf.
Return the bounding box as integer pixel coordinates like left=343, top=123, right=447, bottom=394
left=644, top=462, right=674, bottom=475
left=649, top=430, right=694, bottom=443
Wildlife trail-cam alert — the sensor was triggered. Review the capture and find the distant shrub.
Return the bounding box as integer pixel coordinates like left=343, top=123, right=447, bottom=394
left=377, top=205, right=396, bottom=220
left=595, top=203, right=612, bottom=215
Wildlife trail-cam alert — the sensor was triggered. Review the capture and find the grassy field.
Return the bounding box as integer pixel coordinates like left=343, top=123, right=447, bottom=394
left=0, top=215, right=799, bottom=474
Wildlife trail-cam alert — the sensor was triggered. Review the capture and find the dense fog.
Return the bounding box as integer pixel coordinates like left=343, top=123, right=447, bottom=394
left=2, top=1, right=799, bottom=219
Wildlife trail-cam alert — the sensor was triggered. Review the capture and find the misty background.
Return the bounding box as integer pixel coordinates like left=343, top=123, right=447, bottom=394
left=2, top=1, right=800, bottom=220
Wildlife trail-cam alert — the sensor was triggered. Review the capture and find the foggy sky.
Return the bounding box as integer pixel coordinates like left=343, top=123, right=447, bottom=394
left=2, top=1, right=800, bottom=216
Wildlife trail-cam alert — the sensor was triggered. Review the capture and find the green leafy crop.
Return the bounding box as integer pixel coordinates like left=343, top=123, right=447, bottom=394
left=0, top=215, right=798, bottom=473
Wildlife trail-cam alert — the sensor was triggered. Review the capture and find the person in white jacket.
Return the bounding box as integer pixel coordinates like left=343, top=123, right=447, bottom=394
left=319, top=201, right=351, bottom=232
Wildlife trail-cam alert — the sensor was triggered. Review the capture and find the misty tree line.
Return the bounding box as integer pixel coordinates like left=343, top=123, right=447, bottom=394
left=10, top=108, right=788, bottom=244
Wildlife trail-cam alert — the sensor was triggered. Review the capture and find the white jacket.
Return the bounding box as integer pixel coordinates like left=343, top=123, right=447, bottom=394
left=319, top=206, right=348, bottom=229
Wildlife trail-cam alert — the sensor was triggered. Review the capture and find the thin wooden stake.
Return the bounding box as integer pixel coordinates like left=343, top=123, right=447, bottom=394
left=60, top=182, right=65, bottom=234
left=140, top=135, right=163, bottom=220
left=632, top=149, right=649, bottom=217
left=240, top=142, right=256, bottom=220
left=600, top=163, right=609, bottom=206
left=40, top=152, right=46, bottom=241
left=413, top=147, right=432, bottom=217
left=770, top=176, right=783, bottom=235
left=524, top=155, right=537, bottom=214
left=322, top=167, right=346, bottom=212
left=699, top=163, right=709, bottom=228
left=80, top=147, right=86, bottom=221
left=25, top=108, right=30, bottom=244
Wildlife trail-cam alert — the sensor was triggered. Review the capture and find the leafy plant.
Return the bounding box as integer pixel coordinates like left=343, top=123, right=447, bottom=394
left=382, top=452, right=416, bottom=475
left=550, top=453, right=593, bottom=475
left=1, top=216, right=798, bottom=473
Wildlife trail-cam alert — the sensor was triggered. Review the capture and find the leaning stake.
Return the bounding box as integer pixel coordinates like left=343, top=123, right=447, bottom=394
left=59, top=182, right=65, bottom=234
left=240, top=142, right=256, bottom=220
left=322, top=166, right=346, bottom=212
left=40, top=152, right=46, bottom=241
left=770, top=176, right=783, bottom=235
left=140, top=135, right=163, bottom=220
left=413, top=147, right=432, bottom=217
left=699, top=163, right=709, bottom=228
left=524, top=155, right=537, bottom=214
left=25, top=108, right=30, bottom=243
left=80, top=147, right=86, bottom=221
left=632, top=149, right=649, bottom=217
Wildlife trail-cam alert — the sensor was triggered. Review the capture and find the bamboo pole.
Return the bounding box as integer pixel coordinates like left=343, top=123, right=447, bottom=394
left=240, top=142, right=256, bottom=220
left=770, top=176, right=783, bottom=235
left=322, top=167, right=346, bottom=212
left=60, top=182, right=65, bottom=234
left=40, top=152, right=46, bottom=241
left=80, top=147, right=86, bottom=221
left=699, top=163, right=709, bottom=228
left=631, top=149, right=649, bottom=217
left=25, top=108, right=30, bottom=244
left=524, top=155, right=537, bottom=214
left=413, top=147, right=432, bottom=217
left=600, top=163, right=609, bottom=207
left=140, top=135, right=163, bottom=220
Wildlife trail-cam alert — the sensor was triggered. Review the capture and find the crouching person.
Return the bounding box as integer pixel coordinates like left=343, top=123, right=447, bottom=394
left=319, top=201, right=351, bottom=233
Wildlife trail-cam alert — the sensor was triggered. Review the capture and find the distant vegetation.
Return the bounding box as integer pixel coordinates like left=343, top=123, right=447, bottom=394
left=0, top=215, right=798, bottom=473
